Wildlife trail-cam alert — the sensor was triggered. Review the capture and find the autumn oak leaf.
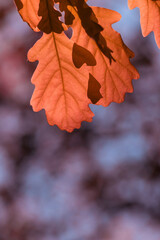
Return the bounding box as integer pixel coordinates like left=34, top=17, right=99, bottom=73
left=28, top=32, right=94, bottom=132
left=128, top=0, right=160, bottom=48
left=70, top=7, right=139, bottom=106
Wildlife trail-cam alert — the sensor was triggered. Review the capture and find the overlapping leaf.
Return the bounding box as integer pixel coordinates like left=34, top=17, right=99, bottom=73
left=128, top=0, right=160, bottom=48
left=54, top=0, right=90, bottom=25
left=28, top=32, right=95, bottom=132
left=38, top=0, right=63, bottom=34
left=71, top=7, right=139, bottom=106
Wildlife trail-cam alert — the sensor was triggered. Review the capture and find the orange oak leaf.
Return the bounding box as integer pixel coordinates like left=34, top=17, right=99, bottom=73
left=28, top=32, right=95, bottom=132
left=70, top=7, right=139, bottom=106
left=128, top=0, right=160, bottom=48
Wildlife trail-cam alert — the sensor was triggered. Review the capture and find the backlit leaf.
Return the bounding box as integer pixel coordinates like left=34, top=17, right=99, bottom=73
left=71, top=7, right=140, bottom=106
left=128, top=0, right=160, bottom=48
left=28, top=32, right=94, bottom=132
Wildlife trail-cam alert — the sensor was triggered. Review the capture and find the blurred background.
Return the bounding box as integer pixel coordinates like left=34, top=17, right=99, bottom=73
left=0, top=0, right=160, bottom=239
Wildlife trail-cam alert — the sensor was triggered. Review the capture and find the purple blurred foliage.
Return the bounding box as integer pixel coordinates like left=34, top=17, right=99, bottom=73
left=0, top=0, right=160, bottom=240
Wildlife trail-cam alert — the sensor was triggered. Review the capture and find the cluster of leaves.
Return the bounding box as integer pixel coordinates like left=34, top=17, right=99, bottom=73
left=14, top=0, right=159, bottom=132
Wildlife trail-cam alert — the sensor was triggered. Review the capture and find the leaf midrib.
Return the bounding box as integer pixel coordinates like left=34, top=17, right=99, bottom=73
left=44, top=0, right=68, bottom=121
